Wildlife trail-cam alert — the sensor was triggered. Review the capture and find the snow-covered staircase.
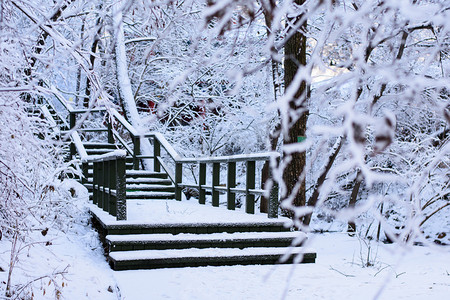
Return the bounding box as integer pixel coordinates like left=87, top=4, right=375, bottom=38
left=35, top=100, right=317, bottom=271
left=83, top=143, right=175, bottom=200
left=90, top=208, right=316, bottom=270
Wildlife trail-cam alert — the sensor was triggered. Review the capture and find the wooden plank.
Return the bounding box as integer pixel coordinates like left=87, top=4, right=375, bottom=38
left=199, top=163, right=206, bottom=205
left=246, top=161, right=256, bottom=214
left=227, top=162, right=236, bottom=210
left=212, top=162, right=220, bottom=207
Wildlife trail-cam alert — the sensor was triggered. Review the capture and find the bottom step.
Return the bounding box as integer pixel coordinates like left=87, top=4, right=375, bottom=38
left=109, top=247, right=316, bottom=270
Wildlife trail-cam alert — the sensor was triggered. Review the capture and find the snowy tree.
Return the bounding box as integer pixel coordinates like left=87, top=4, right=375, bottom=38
left=187, top=0, right=449, bottom=241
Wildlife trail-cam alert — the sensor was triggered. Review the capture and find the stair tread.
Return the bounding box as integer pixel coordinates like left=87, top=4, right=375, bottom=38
left=109, top=246, right=316, bottom=261
left=126, top=191, right=175, bottom=196
left=126, top=184, right=174, bottom=190
left=126, top=178, right=172, bottom=184
left=106, top=231, right=304, bottom=243
left=85, top=148, right=118, bottom=153
left=83, top=142, right=117, bottom=148
left=126, top=170, right=168, bottom=176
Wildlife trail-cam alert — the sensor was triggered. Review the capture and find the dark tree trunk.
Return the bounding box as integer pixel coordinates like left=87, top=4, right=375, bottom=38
left=260, top=3, right=281, bottom=213
left=282, top=0, right=309, bottom=218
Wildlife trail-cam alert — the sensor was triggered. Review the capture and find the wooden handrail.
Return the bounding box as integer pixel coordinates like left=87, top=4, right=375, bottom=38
left=39, top=96, right=280, bottom=218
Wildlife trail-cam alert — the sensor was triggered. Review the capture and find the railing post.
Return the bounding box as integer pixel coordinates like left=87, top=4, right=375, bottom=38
left=81, top=162, right=89, bottom=184
left=107, top=121, right=114, bottom=144
left=175, top=162, right=182, bottom=201
left=246, top=160, right=256, bottom=214
left=154, top=138, right=161, bottom=172
left=70, top=143, right=76, bottom=160
left=212, top=162, right=220, bottom=207
left=100, top=160, right=108, bottom=211
left=103, top=158, right=110, bottom=213
left=199, top=162, right=206, bottom=204
left=92, top=162, right=98, bottom=205
left=133, top=136, right=140, bottom=170
left=268, top=179, right=279, bottom=218
left=227, top=161, right=236, bottom=210
left=116, top=156, right=127, bottom=220
left=69, top=112, right=76, bottom=159
left=268, top=157, right=279, bottom=218
left=69, top=111, right=76, bottom=129
left=97, top=161, right=103, bottom=208
left=109, top=158, right=117, bottom=217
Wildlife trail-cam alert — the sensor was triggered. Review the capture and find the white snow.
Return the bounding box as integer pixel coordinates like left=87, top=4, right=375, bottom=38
left=109, top=246, right=314, bottom=261
left=113, top=233, right=450, bottom=300
left=2, top=190, right=449, bottom=299
left=89, top=199, right=291, bottom=225
left=106, top=231, right=304, bottom=243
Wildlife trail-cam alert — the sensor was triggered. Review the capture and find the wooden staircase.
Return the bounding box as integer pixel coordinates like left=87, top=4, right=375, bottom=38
left=82, top=142, right=176, bottom=200
left=90, top=205, right=316, bottom=270
left=36, top=99, right=317, bottom=271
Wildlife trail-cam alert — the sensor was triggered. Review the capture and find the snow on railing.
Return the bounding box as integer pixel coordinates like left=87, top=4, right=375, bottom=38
left=39, top=95, right=280, bottom=219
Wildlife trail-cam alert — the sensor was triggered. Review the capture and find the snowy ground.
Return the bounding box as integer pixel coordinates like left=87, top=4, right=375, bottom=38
left=113, top=233, right=450, bottom=300
left=0, top=182, right=449, bottom=299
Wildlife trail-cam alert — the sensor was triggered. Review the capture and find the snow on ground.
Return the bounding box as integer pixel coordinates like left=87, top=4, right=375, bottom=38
left=113, top=233, right=450, bottom=300
left=1, top=183, right=449, bottom=299
left=92, top=198, right=292, bottom=225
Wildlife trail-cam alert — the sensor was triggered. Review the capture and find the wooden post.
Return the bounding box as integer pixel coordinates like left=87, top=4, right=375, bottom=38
left=133, top=136, right=140, bottom=170
left=69, top=111, right=77, bottom=159
left=116, top=156, right=127, bottom=220
left=81, top=162, right=89, bottom=184
left=227, top=161, right=236, bottom=210
left=268, top=179, right=279, bottom=219
left=70, top=142, right=76, bottom=160
left=175, top=162, right=182, bottom=201
left=212, top=162, right=220, bottom=207
left=154, top=138, right=161, bottom=172
left=92, top=162, right=98, bottom=205
left=102, top=160, right=108, bottom=211
left=246, top=160, right=256, bottom=214
left=109, top=158, right=117, bottom=216
left=97, top=161, right=103, bottom=208
left=199, top=162, right=206, bottom=204
left=69, top=112, right=76, bottom=129
left=107, top=121, right=114, bottom=144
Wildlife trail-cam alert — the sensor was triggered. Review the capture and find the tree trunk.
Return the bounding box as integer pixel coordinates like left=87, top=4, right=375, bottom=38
left=261, top=4, right=281, bottom=213
left=282, top=0, right=309, bottom=218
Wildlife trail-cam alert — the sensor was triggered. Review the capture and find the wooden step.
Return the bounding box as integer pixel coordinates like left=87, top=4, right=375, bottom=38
left=91, top=213, right=291, bottom=235
left=83, top=142, right=117, bottom=149
left=125, top=191, right=175, bottom=199
left=126, top=184, right=175, bottom=192
left=86, top=177, right=173, bottom=185
left=108, top=247, right=316, bottom=270
left=126, top=171, right=169, bottom=179
left=85, top=148, right=118, bottom=155
left=126, top=178, right=172, bottom=185
left=106, top=231, right=304, bottom=252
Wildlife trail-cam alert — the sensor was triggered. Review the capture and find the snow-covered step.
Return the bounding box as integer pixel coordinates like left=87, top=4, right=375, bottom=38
left=85, top=148, right=118, bottom=154
left=83, top=142, right=117, bottom=149
left=126, top=170, right=169, bottom=179
left=91, top=214, right=291, bottom=235
left=126, top=178, right=172, bottom=185
left=126, top=191, right=175, bottom=199
left=126, top=184, right=174, bottom=192
left=106, top=231, right=306, bottom=252
left=108, top=247, right=316, bottom=270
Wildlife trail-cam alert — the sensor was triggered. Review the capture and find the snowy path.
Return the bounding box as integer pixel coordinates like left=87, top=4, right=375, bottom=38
left=88, top=198, right=449, bottom=299
left=93, top=198, right=293, bottom=225
left=113, top=233, right=449, bottom=300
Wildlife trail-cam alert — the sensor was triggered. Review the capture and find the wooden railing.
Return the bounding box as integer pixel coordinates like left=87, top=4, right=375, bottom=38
left=88, top=150, right=127, bottom=221
left=41, top=95, right=281, bottom=219
left=108, top=122, right=281, bottom=218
